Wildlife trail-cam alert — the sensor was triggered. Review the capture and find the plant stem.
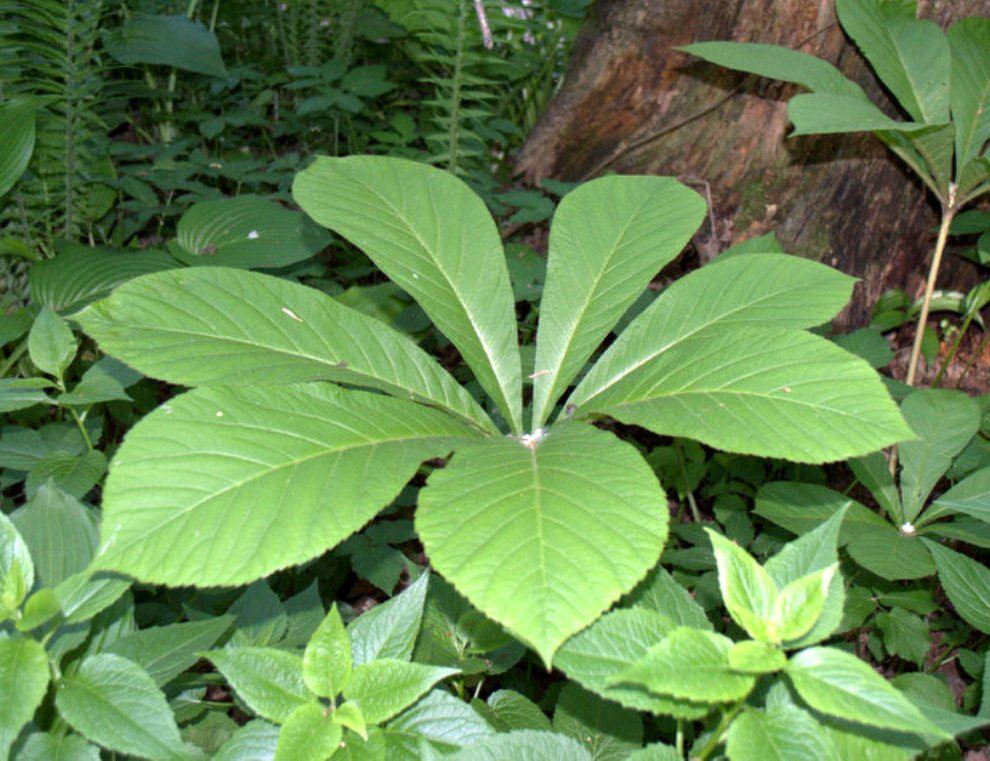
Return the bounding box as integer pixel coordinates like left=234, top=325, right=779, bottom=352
left=905, top=199, right=956, bottom=386
left=695, top=700, right=744, bottom=760
left=0, top=338, right=28, bottom=377
left=932, top=310, right=976, bottom=388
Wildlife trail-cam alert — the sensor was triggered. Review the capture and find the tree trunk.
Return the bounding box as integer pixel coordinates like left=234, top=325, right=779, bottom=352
left=516, top=0, right=990, bottom=331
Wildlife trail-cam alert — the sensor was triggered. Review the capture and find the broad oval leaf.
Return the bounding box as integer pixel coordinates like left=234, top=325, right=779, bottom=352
left=785, top=647, right=949, bottom=739
left=55, top=654, right=193, bottom=761
left=76, top=267, right=493, bottom=433
left=576, top=325, right=911, bottom=463
left=96, top=384, right=474, bottom=586
left=104, top=14, right=228, bottom=78
left=836, top=0, right=950, bottom=123
left=0, top=638, right=49, bottom=758
left=0, top=97, right=40, bottom=200
left=417, top=422, right=667, bottom=666
left=726, top=705, right=838, bottom=761
left=898, top=389, right=980, bottom=524
left=948, top=18, right=990, bottom=172
left=924, top=539, right=990, bottom=635
left=31, top=242, right=175, bottom=315
left=343, top=659, right=459, bottom=724
left=205, top=647, right=311, bottom=724
left=274, top=702, right=342, bottom=761
left=531, top=175, right=705, bottom=427
left=847, top=523, right=934, bottom=581
left=171, top=195, right=331, bottom=270
left=293, top=156, right=522, bottom=432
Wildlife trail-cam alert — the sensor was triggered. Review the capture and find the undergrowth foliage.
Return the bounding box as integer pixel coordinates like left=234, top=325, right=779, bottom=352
left=0, top=1, right=989, bottom=759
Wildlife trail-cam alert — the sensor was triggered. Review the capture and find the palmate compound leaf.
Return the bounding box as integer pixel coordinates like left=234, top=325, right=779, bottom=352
left=95, top=384, right=477, bottom=587
left=75, top=267, right=495, bottom=434
left=530, top=175, right=706, bottom=428
left=417, top=422, right=668, bottom=667
left=293, top=156, right=523, bottom=433
left=568, top=255, right=912, bottom=462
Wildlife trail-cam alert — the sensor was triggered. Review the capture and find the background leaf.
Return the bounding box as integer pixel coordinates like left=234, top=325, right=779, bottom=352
left=530, top=175, right=705, bottom=427
left=293, top=156, right=523, bottom=432
left=0, top=97, right=40, bottom=199
left=104, top=14, right=228, bottom=78
left=349, top=570, right=429, bottom=665
left=924, top=540, right=990, bottom=634
left=417, top=423, right=667, bottom=666
left=343, top=660, right=458, bottom=724
left=0, top=638, right=49, bottom=758
left=947, top=18, right=990, bottom=172
left=170, top=195, right=331, bottom=270
left=96, top=384, right=470, bottom=586
left=726, top=705, right=838, bottom=761
left=205, top=648, right=311, bottom=724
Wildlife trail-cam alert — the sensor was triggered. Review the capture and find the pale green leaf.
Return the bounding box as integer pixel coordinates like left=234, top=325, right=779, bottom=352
left=31, top=243, right=175, bottom=315
left=11, top=482, right=98, bottom=587
left=847, top=523, right=934, bottom=580
left=15, top=732, right=101, bottom=761
left=898, top=389, right=979, bottom=523
left=678, top=42, right=866, bottom=97
left=293, top=156, right=522, bottom=432
left=727, top=640, right=787, bottom=675
left=95, top=384, right=470, bottom=587
left=172, top=195, right=330, bottom=270
left=76, top=267, right=493, bottom=433
left=104, top=616, right=233, bottom=687
left=343, top=660, right=458, bottom=724
left=331, top=701, right=367, bottom=739
left=417, top=423, right=667, bottom=666
left=0, top=511, right=33, bottom=617
left=726, top=705, right=838, bottom=761
left=836, top=1, right=950, bottom=122
left=349, top=569, right=429, bottom=665
left=29, top=306, right=77, bottom=381
left=0, top=97, right=39, bottom=199
left=556, top=608, right=709, bottom=719
left=774, top=564, right=836, bottom=643
left=0, top=638, right=49, bottom=758
left=928, top=465, right=990, bottom=524
left=205, top=647, right=311, bottom=724
left=390, top=689, right=495, bottom=748
left=924, top=539, right=990, bottom=634
left=552, top=683, right=642, bottom=761
left=55, top=654, right=194, bottom=761
left=785, top=647, right=949, bottom=738
left=104, top=14, right=228, bottom=77
left=274, top=702, right=342, bottom=761
left=568, top=255, right=910, bottom=462
left=448, top=729, right=593, bottom=761
left=531, top=175, right=705, bottom=427
left=613, top=627, right=756, bottom=703
left=948, top=18, right=990, bottom=171
left=788, top=93, right=930, bottom=135
left=706, top=530, right=778, bottom=642
left=303, top=604, right=351, bottom=698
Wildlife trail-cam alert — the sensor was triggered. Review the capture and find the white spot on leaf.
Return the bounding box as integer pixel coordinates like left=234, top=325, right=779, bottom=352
left=281, top=307, right=304, bottom=323
left=247, top=230, right=260, bottom=240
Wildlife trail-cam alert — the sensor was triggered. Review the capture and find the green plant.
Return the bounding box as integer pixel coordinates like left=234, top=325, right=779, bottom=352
left=682, top=0, right=990, bottom=386
left=73, top=156, right=909, bottom=669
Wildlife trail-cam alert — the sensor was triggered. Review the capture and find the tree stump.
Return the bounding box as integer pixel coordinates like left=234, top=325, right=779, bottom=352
left=516, top=0, right=990, bottom=331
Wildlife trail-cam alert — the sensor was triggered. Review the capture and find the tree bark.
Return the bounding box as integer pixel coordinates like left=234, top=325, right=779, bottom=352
left=516, top=0, right=990, bottom=330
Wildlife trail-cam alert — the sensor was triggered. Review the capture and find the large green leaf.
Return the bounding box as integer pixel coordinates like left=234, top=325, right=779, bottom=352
left=0, top=638, right=49, bottom=758
left=785, top=647, right=948, bottom=739
left=726, top=705, right=838, bottom=761
left=898, top=389, right=980, bottom=523
left=55, top=654, right=198, bottom=761
left=613, top=627, right=756, bottom=703
left=95, top=384, right=472, bottom=586
left=555, top=608, right=709, bottom=719
left=678, top=42, right=866, bottom=98
left=76, top=267, right=493, bottom=433
left=204, top=648, right=311, bottom=724
left=948, top=18, right=990, bottom=172
left=0, top=97, right=40, bottom=200
left=293, top=156, right=523, bottom=432
left=847, top=523, right=934, bottom=580
left=788, top=93, right=930, bottom=136
left=568, top=255, right=910, bottom=462
left=31, top=242, right=176, bottom=315
left=553, top=683, right=643, bottom=761
left=448, top=730, right=593, bottom=761
left=836, top=0, right=950, bottom=123
left=417, top=422, right=667, bottom=666
left=924, top=540, right=990, bottom=634
left=170, top=195, right=331, bottom=270
left=530, top=175, right=705, bottom=427
left=104, top=14, right=228, bottom=77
